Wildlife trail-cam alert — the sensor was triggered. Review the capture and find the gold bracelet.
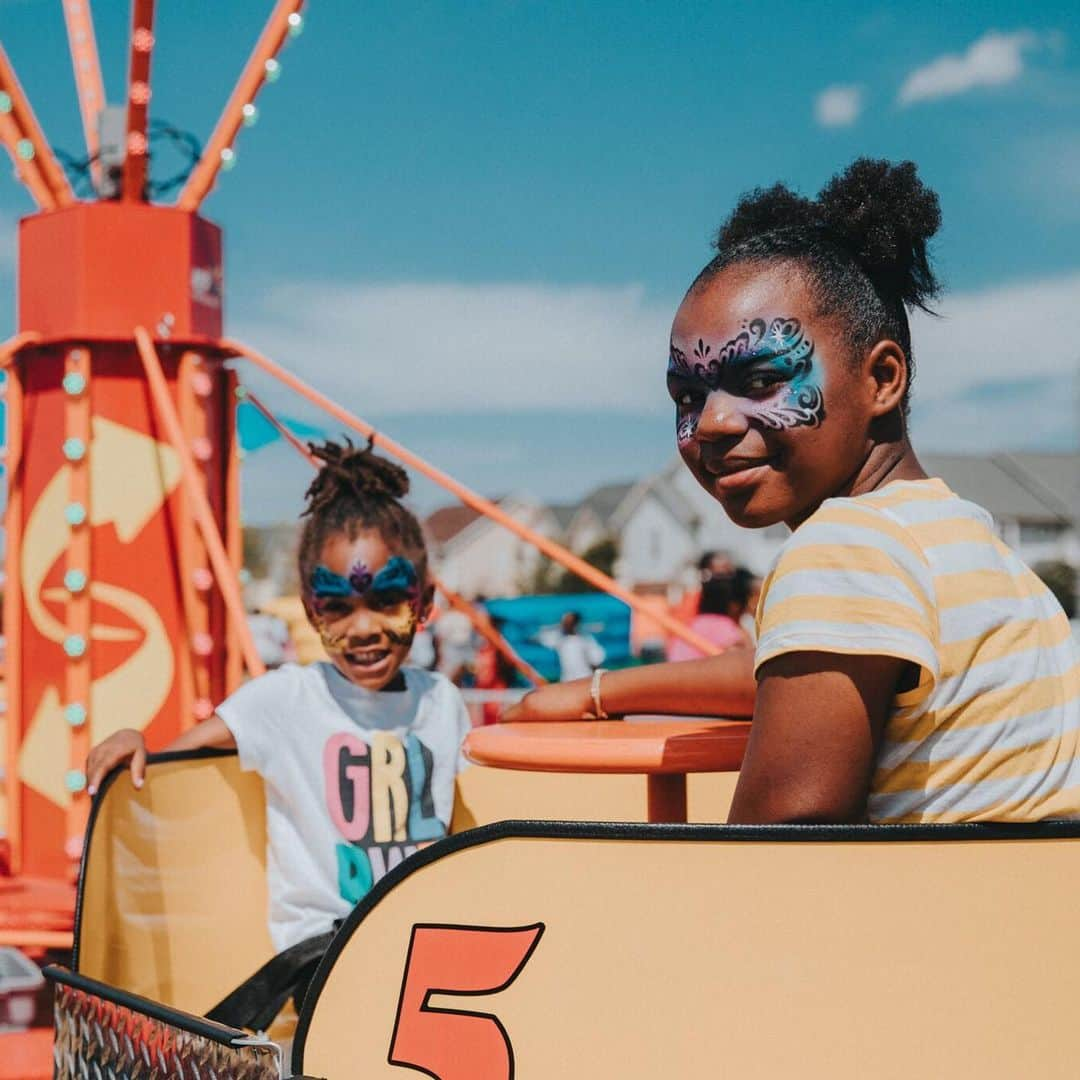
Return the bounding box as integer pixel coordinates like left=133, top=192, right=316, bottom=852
left=589, top=667, right=609, bottom=720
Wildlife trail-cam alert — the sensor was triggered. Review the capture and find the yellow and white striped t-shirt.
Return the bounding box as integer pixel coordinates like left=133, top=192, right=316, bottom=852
left=755, top=477, right=1080, bottom=824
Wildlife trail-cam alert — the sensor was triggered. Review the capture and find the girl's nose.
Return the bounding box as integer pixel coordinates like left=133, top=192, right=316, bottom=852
left=343, top=609, right=381, bottom=641
left=695, top=390, right=748, bottom=440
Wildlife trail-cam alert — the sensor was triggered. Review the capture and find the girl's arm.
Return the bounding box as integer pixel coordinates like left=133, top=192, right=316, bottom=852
left=502, top=648, right=756, bottom=722
left=86, top=715, right=236, bottom=795
left=728, top=651, right=904, bottom=824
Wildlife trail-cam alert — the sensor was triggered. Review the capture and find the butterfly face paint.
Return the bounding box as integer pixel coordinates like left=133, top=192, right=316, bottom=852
left=668, top=316, right=825, bottom=446
left=307, top=555, right=423, bottom=652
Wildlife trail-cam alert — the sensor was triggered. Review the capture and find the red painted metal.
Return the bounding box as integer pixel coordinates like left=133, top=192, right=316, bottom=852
left=121, top=0, right=156, bottom=201
left=19, top=203, right=223, bottom=342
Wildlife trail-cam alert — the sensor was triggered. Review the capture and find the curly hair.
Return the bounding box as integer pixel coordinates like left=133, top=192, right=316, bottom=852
left=297, top=438, right=427, bottom=585
left=693, top=158, right=942, bottom=411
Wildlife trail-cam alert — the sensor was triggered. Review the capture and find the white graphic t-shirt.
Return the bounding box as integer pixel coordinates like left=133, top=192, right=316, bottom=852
left=217, top=662, right=471, bottom=951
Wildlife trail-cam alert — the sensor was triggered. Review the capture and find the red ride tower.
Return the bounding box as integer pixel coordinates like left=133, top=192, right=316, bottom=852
left=0, top=1, right=304, bottom=893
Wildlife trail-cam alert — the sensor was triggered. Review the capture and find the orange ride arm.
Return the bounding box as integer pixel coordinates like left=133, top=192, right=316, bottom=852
left=134, top=328, right=266, bottom=679
left=176, top=0, right=305, bottom=212
left=225, top=337, right=722, bottom=658
left=0, top=43, right=74, bottom=207
left=61, top=0, right=107, bottom=192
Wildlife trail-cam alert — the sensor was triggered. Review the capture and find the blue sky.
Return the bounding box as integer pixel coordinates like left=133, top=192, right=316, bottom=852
left=2, top=1, right=1078, bottom=522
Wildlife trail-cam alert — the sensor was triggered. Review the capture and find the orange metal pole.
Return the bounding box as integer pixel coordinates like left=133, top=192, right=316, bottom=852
left=0, top=111, right=56, bottom=210
left=242, top=387, right=547, bottom=685
left=0, top=332, right=41, bottom=369
left=61, top=0, right=107, bottom=191
left=134, top=328, right=266, bottom=679
left=2, top=339, right=27, bottom=873
left=175, top=0, right=305, bottom=211
left=0, top=929, right=74, bottom=950
left=227, top=338, right=722, bottom=657
left=121, top=0, right=155, bottom=201
left=63, top=346, right=92, bottom=847
left=0, top=43, right=74, bottom=206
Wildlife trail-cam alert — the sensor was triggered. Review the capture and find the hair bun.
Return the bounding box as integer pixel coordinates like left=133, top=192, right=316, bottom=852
left=303, top=437, right=410, bottom=517
left=816, top=158, right=941, bottom=312
left=714, top=183, right=819, bottom=253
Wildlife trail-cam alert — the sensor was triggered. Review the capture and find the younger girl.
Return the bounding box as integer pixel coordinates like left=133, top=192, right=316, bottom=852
left=508, top=158, right=1080, bottom=826
left=86, top=440, right=471, bottom=951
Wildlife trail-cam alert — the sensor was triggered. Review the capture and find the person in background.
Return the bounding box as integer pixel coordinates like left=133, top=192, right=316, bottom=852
left=248, top=607, right=296, bottom=670
left=546, top=611, right=605, bottom=682
left=667, top=563, right=750, bottom=661
left=474, top=616, right=517, bottom=725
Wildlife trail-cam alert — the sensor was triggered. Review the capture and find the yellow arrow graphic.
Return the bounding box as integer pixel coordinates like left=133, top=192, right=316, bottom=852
left=19, top=417, right=183, bottom=808
left=21, top=416, right=183, bottom=645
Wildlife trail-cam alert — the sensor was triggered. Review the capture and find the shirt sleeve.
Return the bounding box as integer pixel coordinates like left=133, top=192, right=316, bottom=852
left=216, top=665, right=299, bottom=774
left=755, top=501, right=939, bottom=689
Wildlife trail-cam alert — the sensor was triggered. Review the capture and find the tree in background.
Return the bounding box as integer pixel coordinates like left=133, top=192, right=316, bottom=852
left=1034, top=560, right=1077, bottom=619
left=524, top=537, right=619, bottom=595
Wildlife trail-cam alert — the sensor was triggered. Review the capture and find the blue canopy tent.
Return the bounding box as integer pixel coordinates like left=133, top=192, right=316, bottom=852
left=484, top=593, right=632, bottom=683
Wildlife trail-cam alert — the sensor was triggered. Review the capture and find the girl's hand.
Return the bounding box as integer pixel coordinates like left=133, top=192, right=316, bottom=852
left=86, top=729, right=147, bottom=795
left=501, top=679, right=594, bottom=723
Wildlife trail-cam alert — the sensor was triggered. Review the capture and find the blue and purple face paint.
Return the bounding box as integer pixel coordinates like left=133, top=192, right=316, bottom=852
left=667, top=316, right=826, bottom=447
left=307, top=556, right=423, bottom=649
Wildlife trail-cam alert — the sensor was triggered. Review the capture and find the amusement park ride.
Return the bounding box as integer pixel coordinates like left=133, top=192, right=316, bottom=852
left=2, top=4, right=1079, bottom=1079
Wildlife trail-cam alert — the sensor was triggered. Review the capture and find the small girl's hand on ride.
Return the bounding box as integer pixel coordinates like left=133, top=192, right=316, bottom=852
left=86, top=729, right=147, bottom=795
left=501, top=680, right=594, bottom=723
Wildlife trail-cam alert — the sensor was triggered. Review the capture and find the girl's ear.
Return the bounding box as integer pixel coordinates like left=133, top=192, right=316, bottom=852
left=419, top=584, right=436, bottom=625
left=865, top=339, right=908, bottom=416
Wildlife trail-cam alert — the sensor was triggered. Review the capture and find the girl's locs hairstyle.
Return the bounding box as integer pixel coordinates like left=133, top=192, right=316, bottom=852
left=693, top=158, right=942, bottom=413
left=297, top=438, right=428, bottom=585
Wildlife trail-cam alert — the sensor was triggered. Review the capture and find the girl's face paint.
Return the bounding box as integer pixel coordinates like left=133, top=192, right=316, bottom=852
left=668, top=316, right=825, bottom=449
left=304, top=529, right=427, bottom=691
left=668, top=266, right=874, bottom=530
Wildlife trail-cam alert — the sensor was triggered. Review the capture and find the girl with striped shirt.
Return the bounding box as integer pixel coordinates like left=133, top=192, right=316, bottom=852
left=507, top=159, right=1080, bottom=825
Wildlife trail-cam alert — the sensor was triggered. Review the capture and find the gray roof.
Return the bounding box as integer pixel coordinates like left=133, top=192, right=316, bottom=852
left=923, top=453, right=1077, bottom=523
left=578, top=481, right=636, bottom=523
left=1005, top=453, right=1080, bottom=519
left=548, top=503, right=579, bottom=530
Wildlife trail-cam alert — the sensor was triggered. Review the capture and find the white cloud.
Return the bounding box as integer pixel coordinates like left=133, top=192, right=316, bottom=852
left=898, top=30, right=1048, bottom=106
left=232, top=271, right=1080, bottom=471
left=814, top=84, right=863, bottom=128
left=908, top=272, right=1080, bottom=451
left=234, top=281, right=672, bottom=417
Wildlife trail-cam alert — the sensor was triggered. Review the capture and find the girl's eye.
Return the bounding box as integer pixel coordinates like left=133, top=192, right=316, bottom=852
left=369, top=589, right=410, bottom=611
left=676, top=389, right=703, bottom=408
left=744, top=373, right=783, bottom=393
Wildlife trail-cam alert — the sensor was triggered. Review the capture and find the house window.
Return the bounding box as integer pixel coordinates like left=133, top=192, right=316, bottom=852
left=649, top=529, right=661, bottom=560
left=1019, top=522, right=1067, bottom=543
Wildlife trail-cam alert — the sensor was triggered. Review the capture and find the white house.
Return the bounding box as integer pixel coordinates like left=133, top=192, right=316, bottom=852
left=424, top=494, right=560, bottom=598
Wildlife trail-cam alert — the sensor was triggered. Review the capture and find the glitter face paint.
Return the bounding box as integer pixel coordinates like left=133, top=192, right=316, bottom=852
left=668, top=316, right=825, bottom=446
left=307, top=555, right=423, bottom=651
